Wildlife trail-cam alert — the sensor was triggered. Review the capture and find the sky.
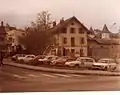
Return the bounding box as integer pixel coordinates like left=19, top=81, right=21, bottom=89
left=0, top=0, right=120, bottom=32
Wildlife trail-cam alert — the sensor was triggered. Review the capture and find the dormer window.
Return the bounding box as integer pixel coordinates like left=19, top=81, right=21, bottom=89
left=71, top=23, right=74, bottom=25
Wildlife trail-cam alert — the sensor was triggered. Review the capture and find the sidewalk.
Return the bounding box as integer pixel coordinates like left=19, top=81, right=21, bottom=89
left=3, top=59, right=120, bottom=76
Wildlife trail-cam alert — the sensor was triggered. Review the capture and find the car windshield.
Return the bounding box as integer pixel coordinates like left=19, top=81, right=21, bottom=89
left=27, top=56, right=34, bottom=58
left=81, top=58, right=94, bottom=62
left=98, top=59, right=115, bottom=63
left=37, top=56, right=45, bottom=59
left=19, top=54, right=26, bottom=57
left=46, top=57, right=53, bottom=60
left=98, top=60, right=108, bottom=63
left=67, top=58, right=75, bottom=61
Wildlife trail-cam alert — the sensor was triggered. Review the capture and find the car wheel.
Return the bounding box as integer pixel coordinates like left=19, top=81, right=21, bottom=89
left=104, top=67, right=108, bottom=71
left=112, top=67, right=116, bottom=71
left=108, top=66, right=116, bottom=72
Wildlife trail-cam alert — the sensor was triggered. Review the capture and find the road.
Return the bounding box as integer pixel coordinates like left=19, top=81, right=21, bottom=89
left=0, top=65, right=120, bottom=92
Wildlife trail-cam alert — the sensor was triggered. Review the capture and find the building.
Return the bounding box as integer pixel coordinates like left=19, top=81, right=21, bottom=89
left=88, top=37, right=120, bottom=59
left=6, top=29, right=26, bottom=54
left=45, top=16, right=90, bottom=56
left=88, top=24, right=120, bottom=59
left=88, top=27, right=95, bottom=38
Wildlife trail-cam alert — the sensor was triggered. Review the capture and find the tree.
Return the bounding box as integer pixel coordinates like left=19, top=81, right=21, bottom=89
left=18, top=11, right=54, bottom=54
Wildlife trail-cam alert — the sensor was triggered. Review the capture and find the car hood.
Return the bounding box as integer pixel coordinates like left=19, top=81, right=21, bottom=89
left=18, top=57, right=25, bottom=59
left=38, top=58, right=47, bottom=61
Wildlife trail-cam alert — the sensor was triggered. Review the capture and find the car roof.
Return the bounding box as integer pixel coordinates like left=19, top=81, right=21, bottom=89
left=78, top=57, right=94, bottom=59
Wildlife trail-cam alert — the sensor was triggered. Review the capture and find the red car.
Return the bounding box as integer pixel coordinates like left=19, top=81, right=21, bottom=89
left=51, top=56, right=76, bottom=66
left=30, top=55, right=45, bottom=65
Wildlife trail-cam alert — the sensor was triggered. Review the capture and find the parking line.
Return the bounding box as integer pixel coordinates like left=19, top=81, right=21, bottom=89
left=54, top=74, right=70, bottom=78
left=41, top=73, right=57, bottom=78
left=13, top=74, right=26, bottom=79
left=27, top=74, right=38, bottom=77
left=71, top=74, right=85, bottom=77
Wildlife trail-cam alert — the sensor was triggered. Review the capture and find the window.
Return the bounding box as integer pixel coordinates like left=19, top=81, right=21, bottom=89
left=71, top=49, right=75, bottom=53
left=61, top=28, right=67, bottom=33
left=80, top=37, right=85, bottom=44
left=63, top=37, right=67, bottom=44
left=71, top=23, right=74, bottom=25
left=79, top=28, right=84, bottom=34
left=71, top=37, right=75, bottom=46
left=70, top=28, right=75, bottom=33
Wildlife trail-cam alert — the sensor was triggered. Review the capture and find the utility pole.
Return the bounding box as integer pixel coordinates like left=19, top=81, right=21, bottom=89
left=109, top=23, right=116, bottom=59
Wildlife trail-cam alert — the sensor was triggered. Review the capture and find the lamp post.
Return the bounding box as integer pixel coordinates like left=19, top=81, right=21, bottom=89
left=109, top=23, right=116, bottom=59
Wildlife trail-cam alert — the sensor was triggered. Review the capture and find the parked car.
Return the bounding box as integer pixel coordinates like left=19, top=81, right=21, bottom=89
left=65, top=58, right=81, bottom=67
left=22, top=55, right=35, bottom=63
left=51, top=56, right=76, bottom=66
left=11, top=54, right=20, bottom=61
left=65, top=57, right=95, bottom=68
left=80, top=57, right=95, bottom=69
left=38, top=55, right=58, bottom=65
left=92, top=58, right=117, bottom=71
left=17, top=54, right=35, bottom=63
left=30, top=55, right=46, bottom=65
left=15, top=54, right=26, bottom=62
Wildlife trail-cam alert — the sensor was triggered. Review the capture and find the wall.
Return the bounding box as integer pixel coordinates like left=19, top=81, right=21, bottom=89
left=87, top=39, right=120, bottom=60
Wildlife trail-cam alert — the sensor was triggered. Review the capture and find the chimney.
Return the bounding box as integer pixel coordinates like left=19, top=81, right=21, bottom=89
left=60, top=17, right=64, bottom=24
left=1, top=21, right=3, bottom=27
left=53, top=21, right=56, bottom=27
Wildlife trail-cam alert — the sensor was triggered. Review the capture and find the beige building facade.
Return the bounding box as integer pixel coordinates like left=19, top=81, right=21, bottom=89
left=49, top=16, right=89, bottom=56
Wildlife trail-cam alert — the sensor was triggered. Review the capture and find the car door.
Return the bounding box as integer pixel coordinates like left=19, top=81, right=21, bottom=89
left=107, top=60, right=116, bottom=70
left=83, top=58, right=94, bottom=68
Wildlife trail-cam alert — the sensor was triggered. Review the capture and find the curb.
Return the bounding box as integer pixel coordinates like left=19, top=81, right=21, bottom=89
left=4, top=60, right=120, bottom=76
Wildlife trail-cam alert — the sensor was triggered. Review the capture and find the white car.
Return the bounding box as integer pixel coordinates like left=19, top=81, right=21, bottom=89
left=65, top=57, right=95, bottom=68
left=65, top=59, right=81, bottom=67
left=18, top=55, right=35, bottom=63
left=16, top=54, right=26, bottom=61
left=92, top=58, right=117, bottom=71
left=38, top=55, right=58, bottom=65
left=23, top=55, right=35, bottom=63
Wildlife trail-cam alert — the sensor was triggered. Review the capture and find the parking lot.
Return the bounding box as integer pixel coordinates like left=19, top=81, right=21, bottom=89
left=10, top=54, right=120, bottom=72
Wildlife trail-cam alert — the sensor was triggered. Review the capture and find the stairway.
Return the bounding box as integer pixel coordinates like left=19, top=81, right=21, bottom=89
left=43, top=45, right=55, bottom=55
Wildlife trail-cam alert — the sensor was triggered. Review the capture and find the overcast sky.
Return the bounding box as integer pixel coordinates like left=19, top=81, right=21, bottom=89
left=0, top=0, right=120, bottom=32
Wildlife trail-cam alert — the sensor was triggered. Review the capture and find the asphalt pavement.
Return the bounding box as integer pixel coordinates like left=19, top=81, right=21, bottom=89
left=1, top=65, right=120, bottom=92
left=4, top=59, right=120, bottom=76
